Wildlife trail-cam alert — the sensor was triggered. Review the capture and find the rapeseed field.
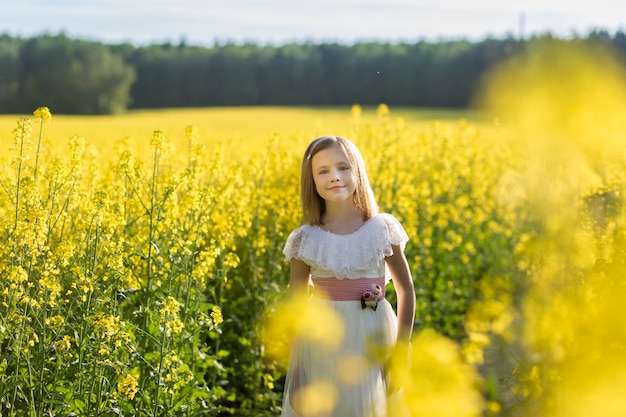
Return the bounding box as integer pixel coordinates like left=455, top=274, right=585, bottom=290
left=1, top=40, right=625, bottom=417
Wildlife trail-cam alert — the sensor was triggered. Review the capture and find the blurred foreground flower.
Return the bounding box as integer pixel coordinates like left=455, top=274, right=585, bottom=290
left=388, top=329, right=483, bottom=417
left=477, top=39, right=626, bottom=416
left=262, top=293, right=345, bottom=364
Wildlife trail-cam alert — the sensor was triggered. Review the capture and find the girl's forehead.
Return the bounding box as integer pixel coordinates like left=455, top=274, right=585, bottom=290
left=313, top=144, right=348, bottom=162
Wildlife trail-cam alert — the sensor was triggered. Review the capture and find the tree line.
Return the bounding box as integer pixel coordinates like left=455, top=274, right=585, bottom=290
left=1, top=31, right=625, bottom=114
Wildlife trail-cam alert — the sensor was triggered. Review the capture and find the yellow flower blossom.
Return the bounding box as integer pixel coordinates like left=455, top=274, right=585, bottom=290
left=184, top=125, right=198, bottom=139
left=29, top=332, right=39, bottom=346
left=165, top=318, right=184, bottom=335
left=376, top=103, right=389, bottom=118
left=118, top=374, right=139, bottom=400
left=33, top=106, right=52, bottom=122
left=53, top=336, right=72, bottom=351
left=93, top=313, right=120, bottom=338
left=98, top=343, right=110, bottom=356
left=210, top=306, right=223, bottom=327
left=350, top=104, right=362, bottom=119
left=159, top=296, right=180, bottom=317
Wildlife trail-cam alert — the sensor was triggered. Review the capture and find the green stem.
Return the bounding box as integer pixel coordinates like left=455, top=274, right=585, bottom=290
left=140, top=139, right=160, bottom=412
left=33, top=118, right=44, bottom=182
left=182, top=230, right=199, bottom=325
left=25, top=257, right=37, bottom=416
left=13, top=119, right=27, bottom=234
left=76, top=291, right=93, bottom=397
left=38, top=293, right=48, bottom=412
left=146, top=143, right=159, bottom=295
left=187, top=132, right=192, bottom=171
left=76, top=218, right=98, bottom=398
left=153, top=331, right=168, bottom=416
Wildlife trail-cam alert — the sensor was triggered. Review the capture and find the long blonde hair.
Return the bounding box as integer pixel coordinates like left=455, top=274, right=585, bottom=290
left=300, top=136, right=378, bottom=225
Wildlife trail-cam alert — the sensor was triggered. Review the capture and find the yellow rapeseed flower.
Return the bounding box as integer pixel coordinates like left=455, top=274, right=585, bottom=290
left=389, top=330, right=484, bottom=417
left=263, top=373, right=275, bottom=390
left=93, top=313, right=120, bottom=338
left=184, top=125, right=198, bottom=139
left=165, top=318, right=184, bottom=335
left=210, top=305, right=223, bottom=327
left=54, top=336, right=72, bottom=351
left=150, top=130, right=166, bottom=152
left=118, top=374, right=139, bottom=400
left=99, top=343, right=110, bottom=356
left=8, top=266, right=28, bottom=283
left=222, top=252, right=240, bottom=269
left=376, top=103, right=390, bottom=118
left=33, top=106, right=52, bottom=122
left=350, top=104, right=362, bottom=119
left=159, top=296, right=180, bottom=317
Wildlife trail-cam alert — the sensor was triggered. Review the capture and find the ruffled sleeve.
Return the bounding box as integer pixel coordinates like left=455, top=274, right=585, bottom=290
left=379, top=213, right=410, bottom=252
left=282, top=214, right=409, bottom=280
left=283, top=226, right=307, bottom=261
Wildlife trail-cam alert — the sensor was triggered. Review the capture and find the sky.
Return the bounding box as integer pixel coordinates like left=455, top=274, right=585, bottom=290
left=2, top=0, right=625, bottom=46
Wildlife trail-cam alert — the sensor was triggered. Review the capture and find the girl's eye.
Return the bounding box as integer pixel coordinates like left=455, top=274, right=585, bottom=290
left=319, top=169, right=328, bottom=174
left=339, top=166, right=349, bottom=171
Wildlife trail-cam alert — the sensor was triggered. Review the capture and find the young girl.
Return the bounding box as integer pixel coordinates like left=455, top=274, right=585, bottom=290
left=281, top=135, right=415, bottom=417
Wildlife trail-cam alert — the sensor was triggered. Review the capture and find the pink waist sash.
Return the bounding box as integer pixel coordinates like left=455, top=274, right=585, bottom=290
left=311, top=277, right=385, bottom=301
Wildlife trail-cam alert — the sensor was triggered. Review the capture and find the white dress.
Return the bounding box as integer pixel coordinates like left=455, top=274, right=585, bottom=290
left=280, top=213, right=409, bottom=417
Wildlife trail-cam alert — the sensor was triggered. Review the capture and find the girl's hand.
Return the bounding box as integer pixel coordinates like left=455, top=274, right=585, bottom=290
left=384, top=342, right=412, bottom=394
left=385, top=244, right=416, bottom=343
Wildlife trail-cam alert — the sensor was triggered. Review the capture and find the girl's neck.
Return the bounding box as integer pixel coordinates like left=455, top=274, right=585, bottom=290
left=323, top=200, right=361, bottom=220
left=321, top=203, right=365, bottom=234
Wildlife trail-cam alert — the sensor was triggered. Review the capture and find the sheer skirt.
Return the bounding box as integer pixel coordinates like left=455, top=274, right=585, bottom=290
left=280, top=298, right=397, bottom=417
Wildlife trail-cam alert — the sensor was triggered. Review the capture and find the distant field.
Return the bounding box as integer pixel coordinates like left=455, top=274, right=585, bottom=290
left=0, top=106, right=490, bottom=154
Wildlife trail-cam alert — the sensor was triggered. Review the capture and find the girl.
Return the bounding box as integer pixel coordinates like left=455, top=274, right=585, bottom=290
left=281, top=135, right=415, bottom=417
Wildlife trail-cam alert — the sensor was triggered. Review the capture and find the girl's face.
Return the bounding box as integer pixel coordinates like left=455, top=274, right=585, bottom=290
left=311, top=145, right=357, bottom=205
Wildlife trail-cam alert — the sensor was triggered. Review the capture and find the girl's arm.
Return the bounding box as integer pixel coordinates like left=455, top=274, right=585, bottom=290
left=386, top=244, right=415, bottom=344
left=289, top=258, right=311, bottom=296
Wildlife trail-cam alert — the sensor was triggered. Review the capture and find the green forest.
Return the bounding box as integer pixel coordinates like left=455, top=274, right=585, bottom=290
left=1, top=31, right=625, bottom=114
